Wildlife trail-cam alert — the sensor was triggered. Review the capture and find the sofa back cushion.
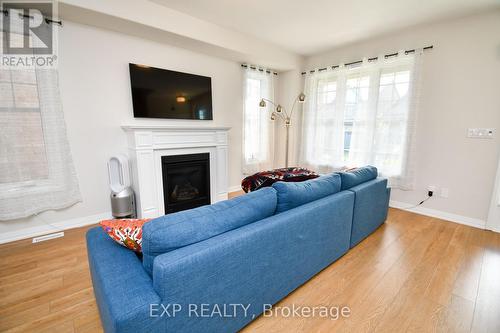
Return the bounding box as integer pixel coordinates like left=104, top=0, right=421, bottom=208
left=272, top=173, right=341, bottom=213
left=142, top=187, right=277, bottom=275
left=340, top=166, right=378, bottom=190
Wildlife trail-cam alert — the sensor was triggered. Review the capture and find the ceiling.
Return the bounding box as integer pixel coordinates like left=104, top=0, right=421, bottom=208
left=151, top=0, right=499, bottom=56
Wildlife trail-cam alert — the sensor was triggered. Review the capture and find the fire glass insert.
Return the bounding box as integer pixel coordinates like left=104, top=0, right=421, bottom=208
left=161, top=153, right=211, bottom=214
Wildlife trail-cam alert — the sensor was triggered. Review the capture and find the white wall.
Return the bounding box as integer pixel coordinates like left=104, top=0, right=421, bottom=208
left=0, top=21, right=251, bottom=242
left=3, top=10, right=499, bottom=243
left=59, top=0, right=302, bottom=71
left=274, top=69, right=304, bottom=168
left=303, top=10, right=500, bottom=225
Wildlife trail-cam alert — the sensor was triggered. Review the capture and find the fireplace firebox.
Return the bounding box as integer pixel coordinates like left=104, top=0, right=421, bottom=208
left=161, top=153, right=211, bottom=214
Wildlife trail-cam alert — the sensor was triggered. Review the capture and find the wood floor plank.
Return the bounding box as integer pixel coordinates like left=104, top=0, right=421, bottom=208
left=321, top=219, right=437, bottom=332
left=50, top=287, right=95, bottom=313
left=0, top=303, right=51, bottom=331
left=37, top=320, right=75, bottom=333
left=406, top=294, right=475, bottom=333
left=471, top=233, right=500, bottom=333
left=257, top=214, right=440, bottom=333
left=73, top=309, right=103, bottom=333
left=452, top=249, right=484, bottom=303
left=368, top=221, right=457, bottom=332
left=424, top=223, right=472, bottom=306
left=4, top=298, right=97, bottom=333
left=244, top=212, right=432, bottom=333
left=0, top=276, right=64, bottom=308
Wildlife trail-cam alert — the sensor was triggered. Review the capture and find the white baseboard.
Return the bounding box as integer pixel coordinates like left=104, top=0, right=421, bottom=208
left=389, top=200, right=486, bottom=230
left=0, top=211, right=111, bottom=244
left=486, top=225, right=500, bottom=233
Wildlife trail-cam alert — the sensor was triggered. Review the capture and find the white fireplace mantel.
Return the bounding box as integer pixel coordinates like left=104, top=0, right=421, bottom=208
left=122, top=125, right=231, bottom=218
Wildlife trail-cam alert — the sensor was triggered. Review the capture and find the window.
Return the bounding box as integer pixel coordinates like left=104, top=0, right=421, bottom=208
left=314, top=79, right=338, bottom=164
left=373, top=70, right=411, bottom=176
left=344, top=74, right=370, bottom=161
left=301, top=52, right=421, bottom=189
left=244, top=77, right=263, bottom=162
left=0, top=69, right=49, bottom=185
left=0, top=66, right=81, bottom=220
left=242, top=68, right=275, bottom=174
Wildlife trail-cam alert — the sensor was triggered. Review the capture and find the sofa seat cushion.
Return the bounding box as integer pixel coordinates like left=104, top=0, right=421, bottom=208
left=272, top=173, right=341, bottom=213
left=339, top=165, right=378, bottom=190
left=142, top=187, right=277, bottom=275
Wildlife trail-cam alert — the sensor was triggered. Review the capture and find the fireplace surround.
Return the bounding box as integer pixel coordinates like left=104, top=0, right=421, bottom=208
left=122, top=126, right=230, bottom=218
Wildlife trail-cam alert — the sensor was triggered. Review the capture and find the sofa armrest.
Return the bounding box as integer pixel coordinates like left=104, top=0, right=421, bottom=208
left=86, top=227, right=165, bottom=333
left=347, top=178, right=390, bottom=247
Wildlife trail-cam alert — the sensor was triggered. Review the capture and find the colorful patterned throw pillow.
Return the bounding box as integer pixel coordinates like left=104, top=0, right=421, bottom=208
left=100, top=218, right=152, bottom=252
left=241, top=167, right=319, bottom=193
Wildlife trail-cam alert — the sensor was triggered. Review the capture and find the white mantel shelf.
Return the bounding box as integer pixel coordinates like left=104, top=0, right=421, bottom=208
left=122, top=125, right=231, bottom=218
left=122, top=125, right=231, bottom=131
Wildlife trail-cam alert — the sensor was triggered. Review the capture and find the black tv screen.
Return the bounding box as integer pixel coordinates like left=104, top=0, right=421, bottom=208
left=129, top=64, right=213, bottom=120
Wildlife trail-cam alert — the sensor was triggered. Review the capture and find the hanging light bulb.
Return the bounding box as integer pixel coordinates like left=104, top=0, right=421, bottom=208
left=259, top=99, right=266, bottom=107
left=298, top=93, right=306, bottom=102
left=270, top=113, right=276, bottom=121
left=276, top=104, right=283, bottom=113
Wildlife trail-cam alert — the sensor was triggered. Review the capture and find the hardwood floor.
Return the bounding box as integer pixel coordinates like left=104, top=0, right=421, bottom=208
left=1, top=207, right=499, bottom=332
left=228, top=189, right=245, bottom=199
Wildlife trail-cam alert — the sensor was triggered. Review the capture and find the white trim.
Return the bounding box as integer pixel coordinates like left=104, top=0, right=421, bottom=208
left=0, top=211, right=111, bottom=244
left=123, top=126, right=230, bottom=218
left=390, top=200, right=486, bottom=230
left=487, top=225, right=500, bottom=233
left=486, top=156, right=500, bottom=230
left=486, top=226, right=500, bottom=233
left=122, top=125, right=231, bottom=131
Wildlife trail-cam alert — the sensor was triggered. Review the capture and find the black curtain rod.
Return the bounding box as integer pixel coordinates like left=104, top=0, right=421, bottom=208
left=301, top=45, right=433, bottom=75
left=1, top=9, right=62, bottom=26
left=241, top=64, right=278, bottom=75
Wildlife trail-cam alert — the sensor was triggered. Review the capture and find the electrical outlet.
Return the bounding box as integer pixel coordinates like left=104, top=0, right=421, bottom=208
left=427, top=185, right=437, bottom=197
left=467, top=128, right=495, bottom=139
left=440, top=188, right=449, bottom=198
left=427, top=185, right=437, bottom=192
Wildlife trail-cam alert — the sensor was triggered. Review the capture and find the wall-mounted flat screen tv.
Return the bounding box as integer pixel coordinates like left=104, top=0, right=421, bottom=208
left=129, top=64, right=213, bottom=120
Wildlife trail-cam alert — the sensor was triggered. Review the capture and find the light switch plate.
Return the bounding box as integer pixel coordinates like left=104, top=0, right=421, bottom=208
left=467, top=128, right=495, bottom=139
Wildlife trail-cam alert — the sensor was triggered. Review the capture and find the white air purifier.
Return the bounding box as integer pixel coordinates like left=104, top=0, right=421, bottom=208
left=108, top=154, right=136, bottom=218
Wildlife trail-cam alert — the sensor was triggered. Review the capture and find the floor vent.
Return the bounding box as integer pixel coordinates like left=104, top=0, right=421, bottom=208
left=32, top=232, right=65, bottom=243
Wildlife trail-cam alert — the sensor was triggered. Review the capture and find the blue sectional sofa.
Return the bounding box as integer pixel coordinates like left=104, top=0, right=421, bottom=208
left=86, top=166, right=390, bottom=333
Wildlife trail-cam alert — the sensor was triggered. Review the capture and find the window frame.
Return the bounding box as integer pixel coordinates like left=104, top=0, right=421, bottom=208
left=302, top=56, right=418, bottom=182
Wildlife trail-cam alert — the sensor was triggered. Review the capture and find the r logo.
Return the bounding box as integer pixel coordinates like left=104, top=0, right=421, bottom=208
left=1, top=1, right=53, bottom=55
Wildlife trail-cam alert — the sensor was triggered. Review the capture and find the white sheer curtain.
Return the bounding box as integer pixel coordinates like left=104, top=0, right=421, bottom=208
left=0, top=20, right=81, bottom=220
left=300, top=50, right=423, bottom=189
left=242, top=67, right=275, bottom=174
left=300, top=68, right=346, bottom=174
